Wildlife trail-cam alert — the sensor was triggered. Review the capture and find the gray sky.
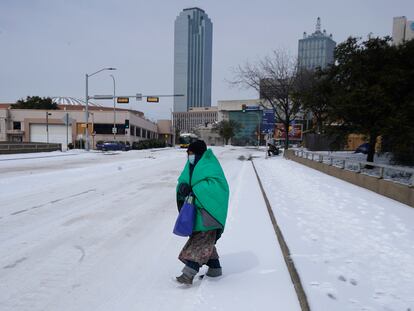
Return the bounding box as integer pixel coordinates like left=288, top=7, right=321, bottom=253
left=1, top=0, right=413, bottom=120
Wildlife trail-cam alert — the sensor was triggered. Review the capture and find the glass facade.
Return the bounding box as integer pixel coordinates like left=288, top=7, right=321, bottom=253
left=228, top=111, right=262, bottom=145
left=174, top=8, right=213, bottom=112
left=298, top=19, right=336, bottom=70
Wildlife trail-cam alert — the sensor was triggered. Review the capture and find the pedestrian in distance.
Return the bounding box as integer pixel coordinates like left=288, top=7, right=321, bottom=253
left=175, top=140, right=230, bottom=285
left=267, top=142, right=279, bottom=157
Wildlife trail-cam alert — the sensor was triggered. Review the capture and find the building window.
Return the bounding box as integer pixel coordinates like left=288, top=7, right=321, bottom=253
left=131, top=125, right=135, bottom=136
left=13, top=122, right=21, bottom=130
left=136, top=127, right=141, bottom=137
left=94, top=123, right=125, bottom=135
left=142, top=129, right=147, bottom=138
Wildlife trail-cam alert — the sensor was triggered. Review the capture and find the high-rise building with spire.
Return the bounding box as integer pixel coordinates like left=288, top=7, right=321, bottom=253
left=174, top=8, right=213, bottom=112
left=298, top=17, right=336, bottom=70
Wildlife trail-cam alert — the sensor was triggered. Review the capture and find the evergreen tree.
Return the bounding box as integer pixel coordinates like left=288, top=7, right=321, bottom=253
left=12, top=96, right=58, bottom=110
left=212, top=120, right=242, bottom=145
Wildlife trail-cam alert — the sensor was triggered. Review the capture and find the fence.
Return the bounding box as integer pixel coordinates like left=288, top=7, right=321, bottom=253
left=284, top=149, right=414, bottom=207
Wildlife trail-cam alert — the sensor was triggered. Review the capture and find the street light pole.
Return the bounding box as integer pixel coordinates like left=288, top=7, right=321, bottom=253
left=110, top=74, right=116, bottom=140
left=46, top=111, right=52, bottom=144
left=85, top=73, right=88, bottom=150
left=85, top=67, right=116, bottom=151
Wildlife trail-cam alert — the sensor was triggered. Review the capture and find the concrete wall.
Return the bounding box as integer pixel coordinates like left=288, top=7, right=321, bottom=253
left=0, top=142, right=61, bottom=154
left=284, top=149, right=414, bottom=208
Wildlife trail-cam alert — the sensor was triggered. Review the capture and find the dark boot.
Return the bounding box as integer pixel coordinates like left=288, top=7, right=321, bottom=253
left=206, top=267, right=222, bottom=277
left=176, top=266, right=198, bottom=285
left=206, top=258, right=222, bottom=277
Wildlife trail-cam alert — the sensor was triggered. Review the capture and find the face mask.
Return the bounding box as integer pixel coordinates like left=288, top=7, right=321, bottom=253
left=188, top=154, right=196, bottom=165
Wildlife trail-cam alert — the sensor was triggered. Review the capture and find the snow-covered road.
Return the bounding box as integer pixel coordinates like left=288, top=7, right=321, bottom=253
left=0, top=148, right=300, bottom=311
left=1, top=147, right=413, bottom=311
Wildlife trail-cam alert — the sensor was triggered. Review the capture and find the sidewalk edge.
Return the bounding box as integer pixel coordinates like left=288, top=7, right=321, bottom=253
left=251, top=160, right=311, bottom=311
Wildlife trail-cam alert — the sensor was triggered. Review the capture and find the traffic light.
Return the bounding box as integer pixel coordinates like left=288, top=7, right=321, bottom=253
left=147, top=96, right=159, bottom=103
left=241, top=104, right=247, bottom=113
left=117, top=97, right=129, bottom=104
left=125, top=119, right=129, bottom=129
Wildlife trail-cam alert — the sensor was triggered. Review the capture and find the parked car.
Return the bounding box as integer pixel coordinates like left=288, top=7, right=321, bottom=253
left=96, top=141, right=104, bottom=150
left=354, top=142, right=370, bottom=154
left=101, top=141, right=130, bottom=151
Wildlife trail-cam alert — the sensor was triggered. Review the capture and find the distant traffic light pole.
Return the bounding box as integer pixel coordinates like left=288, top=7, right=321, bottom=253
left=85, top=67, right=116, bottom=151
left=110, top=74, right=116, bottom=140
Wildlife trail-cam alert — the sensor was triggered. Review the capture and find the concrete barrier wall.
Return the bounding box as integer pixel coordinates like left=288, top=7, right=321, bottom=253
left=0, top=143, right=62, bottom=154
left=284, top=149, right=414, bottom=208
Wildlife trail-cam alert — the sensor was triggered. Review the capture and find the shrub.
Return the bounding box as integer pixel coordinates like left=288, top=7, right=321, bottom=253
left=132, top=139, right=166, bottom=150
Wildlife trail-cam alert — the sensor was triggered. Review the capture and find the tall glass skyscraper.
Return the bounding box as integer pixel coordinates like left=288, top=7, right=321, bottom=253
left=174, top=8, right=213, bottom=112
left=298, top=17, right=336, bottom=71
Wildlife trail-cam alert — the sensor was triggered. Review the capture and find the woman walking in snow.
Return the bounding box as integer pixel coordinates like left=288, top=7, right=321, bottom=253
left=175, top=140, right=229, bottom=285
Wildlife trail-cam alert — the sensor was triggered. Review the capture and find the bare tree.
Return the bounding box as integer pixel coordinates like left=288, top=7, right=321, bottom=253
left=230, top=50, right=302, bottom=149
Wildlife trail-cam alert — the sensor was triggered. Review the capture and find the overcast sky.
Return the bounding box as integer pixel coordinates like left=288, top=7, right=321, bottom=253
left=1, top=0, right=413, bottom=120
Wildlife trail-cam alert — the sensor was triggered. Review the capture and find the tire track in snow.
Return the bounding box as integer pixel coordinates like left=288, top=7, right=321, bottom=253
left=4, top=189, right=97, bottom=218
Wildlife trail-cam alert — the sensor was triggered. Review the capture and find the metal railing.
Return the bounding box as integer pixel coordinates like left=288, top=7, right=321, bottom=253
left=294, top=149, right=414, bottom=187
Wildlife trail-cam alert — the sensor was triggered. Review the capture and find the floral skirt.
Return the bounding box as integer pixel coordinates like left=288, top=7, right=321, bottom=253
left=179, top=230, right=219, bottom=265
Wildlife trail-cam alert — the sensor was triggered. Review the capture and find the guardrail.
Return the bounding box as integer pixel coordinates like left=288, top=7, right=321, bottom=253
left=294, top=149, right=414, bottom=187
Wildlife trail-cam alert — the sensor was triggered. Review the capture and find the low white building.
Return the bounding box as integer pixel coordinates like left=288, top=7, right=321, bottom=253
left=0, top=97, right=163, bottom=149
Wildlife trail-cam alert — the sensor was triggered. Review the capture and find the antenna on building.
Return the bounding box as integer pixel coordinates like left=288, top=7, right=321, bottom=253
left=316, top=17, right=321, bottom=32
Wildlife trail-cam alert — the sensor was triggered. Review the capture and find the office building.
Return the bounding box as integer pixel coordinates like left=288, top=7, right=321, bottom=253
left=174, top=7, right=213, bottom=112
left=172, top=107, right=217, bottom=133
left=392, top=16, right=414, bottom=45
left=298, top=17, right=336, bottom=70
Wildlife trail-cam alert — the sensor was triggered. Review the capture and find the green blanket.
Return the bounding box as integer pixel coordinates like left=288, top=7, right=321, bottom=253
left=177, top=149, right=229, bottom=232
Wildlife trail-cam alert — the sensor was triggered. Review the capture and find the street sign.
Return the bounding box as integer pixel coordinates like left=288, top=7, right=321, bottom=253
left=147, top=96, right=159, bottom=103
left=136, top=93, right=143, bottom=101
left=117, top=97, right=129, bottom=104
left=245, top=106, right=260, bottom=111
left=93, top=95, right=114, bottom=100
left=112, top=127, right=117, bottom=134
left=261, top=109, right=275, bottom=133
left=62, top=113, right=74, bottom=126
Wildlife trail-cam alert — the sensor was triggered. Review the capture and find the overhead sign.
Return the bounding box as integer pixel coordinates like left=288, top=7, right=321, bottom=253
left=94, top=95, right=113, bottom=100
left=117, top=97, right=129, bottom=104
left=245, top=106, right=260, bottom=111
left=147, top=97, right=159, bottom=103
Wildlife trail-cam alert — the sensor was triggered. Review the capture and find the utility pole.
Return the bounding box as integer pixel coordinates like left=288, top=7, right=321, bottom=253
left=46, top=111, right=52, bottom=144
left=110, top=74, right=116, bottom=140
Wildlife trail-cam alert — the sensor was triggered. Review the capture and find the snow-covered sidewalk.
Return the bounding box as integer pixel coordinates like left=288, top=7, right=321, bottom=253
left=254, top=155, right=414, bottom=311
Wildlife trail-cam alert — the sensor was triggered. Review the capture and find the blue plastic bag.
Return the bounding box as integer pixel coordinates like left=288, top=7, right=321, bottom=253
left=173, top=195, right=196, bottom=237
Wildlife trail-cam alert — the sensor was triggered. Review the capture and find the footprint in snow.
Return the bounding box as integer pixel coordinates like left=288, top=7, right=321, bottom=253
left=338, top=275, right=347, bottom=282
left=327, top=293, right=337, bottom=300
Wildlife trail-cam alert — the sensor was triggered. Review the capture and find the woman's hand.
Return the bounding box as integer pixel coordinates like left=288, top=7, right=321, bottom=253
left=178, top=183, right=192, bottom=197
